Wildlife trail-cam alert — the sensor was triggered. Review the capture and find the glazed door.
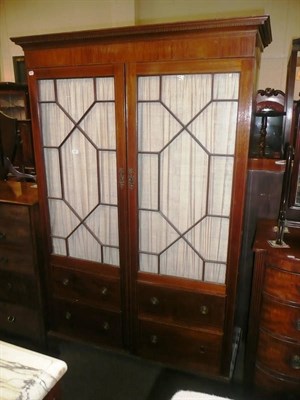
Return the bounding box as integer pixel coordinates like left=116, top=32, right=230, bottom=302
left=31, top=65, right=127, bottom=268
left=127, top=61, right=243, bottom=283
left=127, top=61, right=252, bottom=368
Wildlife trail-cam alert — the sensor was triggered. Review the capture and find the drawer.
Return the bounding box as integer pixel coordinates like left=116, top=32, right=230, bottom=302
left=137, top=283, right=225, bottom=330
left=0, top=204, right=32, bottom=247
left=52, top=265, right=121, bottom=310
left=257, top=330, right=300, bottom=379
left=255, top=363, right=300, bottom=395
left=51, top=298, right=123, bottom=348
left=137, top=319, right=222, bottom=375
left=0, top=247, right=35, bottom=274
left=260, top=294, right=300, bottom=341
left=0, top=301, right=41, bottom=341
left=0, top=271, right=37, bottom=307
left=264, top=263, right=300, bottom=303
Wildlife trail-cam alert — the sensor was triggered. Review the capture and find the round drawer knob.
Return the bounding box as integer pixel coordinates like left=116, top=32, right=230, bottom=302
left=200, top=305, right=209, bottom=315
left=103, top=321, right=110, bottom=331
left=65, top=311, right=72, bottom=320
left=291, top=355, right=300, bottom=370
left=62, top=278, right=69, bottom=286
left=150, top=297, right=159, bottom=306
left=150, top=335, right=158, bottom=344
left=100, top=287, right=108, bottom=296
left=0, top=232, right=6, bottom=240
left=6, top=282, right=13, bottom=291
left=199, top=345, right=206, bottom=354
left=7, top=315, right=16, bottom=323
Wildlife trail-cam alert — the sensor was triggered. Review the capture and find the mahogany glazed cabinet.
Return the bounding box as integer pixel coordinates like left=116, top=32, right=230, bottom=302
left=12, top=16, right=272, bottom=379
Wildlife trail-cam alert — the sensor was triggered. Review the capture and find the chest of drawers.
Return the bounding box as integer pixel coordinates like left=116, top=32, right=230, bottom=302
left=246, top=219, right=300, bottom=397
left=0, top=181, right=45, bottom=346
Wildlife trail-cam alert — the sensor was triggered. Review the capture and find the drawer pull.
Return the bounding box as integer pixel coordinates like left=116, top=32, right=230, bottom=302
left=65, top=311, right=72, bottom=320
left=62, top=278, right=69, bottom=286
left=100, top=287, right=108, bottom=296
left=150, top=335, right=158, bottom=344
left=200, top=305, right=209, bottom=315
left=199, top=345, right=206, bottom=354
left=103, top=321, right=110, bottom=331
left=0, top=232, right=6, bottom=240
left=7, top=315, right=16, bottom=323
left=150, top=297, right=159, bottom=306
left=290, top=355, right=300, bottom=370
left=296, top=319, right=300, bottom=331
left=6, top=282, right=13, bottom=291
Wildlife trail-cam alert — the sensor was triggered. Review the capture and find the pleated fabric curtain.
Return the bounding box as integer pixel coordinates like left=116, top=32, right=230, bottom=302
left=38, top=77, right=120, bottom=267
left=137, top=73, right=239, bottom=284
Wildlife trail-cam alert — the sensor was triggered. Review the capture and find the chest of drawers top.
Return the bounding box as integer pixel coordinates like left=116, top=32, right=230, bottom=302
left=0, top=181, right=38, bottom=206
left=254, top=219, right=300, bottom=271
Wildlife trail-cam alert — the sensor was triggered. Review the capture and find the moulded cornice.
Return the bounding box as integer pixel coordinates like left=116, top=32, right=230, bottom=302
left=11, top=15, right=272, bottom=50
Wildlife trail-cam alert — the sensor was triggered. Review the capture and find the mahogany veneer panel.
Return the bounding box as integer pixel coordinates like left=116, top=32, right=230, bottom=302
left=137, top=319, right=223, bottom=375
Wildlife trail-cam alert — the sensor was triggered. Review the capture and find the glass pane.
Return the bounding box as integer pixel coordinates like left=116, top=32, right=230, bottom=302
left=138, top=154, right=159, bottom=210
left=138, top=73, right=239, bottom=282
left=60, top=128, right=98, bottom=218
left=39, top=77, right=119, bottom=266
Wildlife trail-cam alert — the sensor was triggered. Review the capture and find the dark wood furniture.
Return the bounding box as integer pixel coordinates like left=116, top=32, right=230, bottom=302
left=12, top=16, right=271, bottom=379
left=0, top=111, right=36, bottom=181
left=246, top=219, right=300, bottom=396
left=0, top=82, right=35, bottom=176
left=0, top=82, right=30, bottom=120
left=282, top=38, right=300, bottom=226
left=249, top=88, right=285, bottom=159
left=0, top=181, right=45, bottom=346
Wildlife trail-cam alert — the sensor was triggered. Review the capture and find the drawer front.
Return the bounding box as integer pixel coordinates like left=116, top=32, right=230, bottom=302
left=52, top=266, right=121, bottom=310
left=255, top=363, right=300, bottom=395
left=137, top=319, right=222, bottom=375
left=0, top=271, right=37, bottom=307
left=51, top=298, right=123, bottom=347
left=257, top=330, right=300, bottom=379
left=0, top=247, right=34, bottom=274
left=264, top=264, right=300, bottom=303
left=0, top=204, right=32, bottom=247
left=260, top=295, right=300, bottom=341
left=137, top=283, right=225, bottom=330
left=0, top=302, right=41, bottom=341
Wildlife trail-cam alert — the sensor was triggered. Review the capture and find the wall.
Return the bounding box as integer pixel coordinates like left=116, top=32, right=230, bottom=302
left=1, top=0, right=300, bottom=92
left=1, top=0, right=300, bottom=91
left=135, top=0, right=300, bottom=93
left=0, top=0, right=136, bottom=81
